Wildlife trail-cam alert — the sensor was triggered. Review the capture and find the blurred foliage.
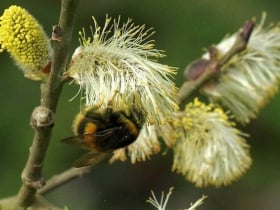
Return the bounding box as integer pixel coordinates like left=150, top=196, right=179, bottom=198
left=0, top=0, right=280, bottom=210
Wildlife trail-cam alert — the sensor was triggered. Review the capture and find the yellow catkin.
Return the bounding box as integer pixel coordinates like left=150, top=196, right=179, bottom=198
left=0, top=5, right=51, bottom=80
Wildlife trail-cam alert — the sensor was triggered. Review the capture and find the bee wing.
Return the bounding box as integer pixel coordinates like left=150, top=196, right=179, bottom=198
left=61, top=135, right=89, bottom=149
left=73, top=150, right=113, bottom=168
left=61, top=127, right=122, bottom=149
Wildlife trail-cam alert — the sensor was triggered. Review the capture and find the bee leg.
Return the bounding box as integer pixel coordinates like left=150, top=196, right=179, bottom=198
left=104, top=90, right=119, bottom=120
left=104, top=101, right=113, bottom=121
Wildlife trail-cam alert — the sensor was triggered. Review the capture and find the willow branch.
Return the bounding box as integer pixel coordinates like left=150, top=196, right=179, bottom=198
left=33, top=19, right=255, bottom=197
left=16, top=0, right=79, bottom=208
left=38, top=167, right=92, bottom=195
left=39, top=152, right=111, bottom=195
left=17, top=17, right=255, bottom=200
left=176, top=20, right=255, bottom=105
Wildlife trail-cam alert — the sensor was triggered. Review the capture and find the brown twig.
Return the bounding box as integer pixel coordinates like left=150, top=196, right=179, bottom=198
left=38, top=152, right=112, bottom=195
left=16, top=0, right=79, bottom=208
left=176, top=19, right=255, bottom=105
left=38, top=167, right=92, bottom=195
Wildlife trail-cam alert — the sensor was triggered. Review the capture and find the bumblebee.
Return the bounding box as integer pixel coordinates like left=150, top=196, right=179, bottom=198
left=62, top=103, right=145, bottom=167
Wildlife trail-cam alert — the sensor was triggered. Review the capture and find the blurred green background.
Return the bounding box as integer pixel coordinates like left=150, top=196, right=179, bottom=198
left=1, top=0, right=280, bottom=209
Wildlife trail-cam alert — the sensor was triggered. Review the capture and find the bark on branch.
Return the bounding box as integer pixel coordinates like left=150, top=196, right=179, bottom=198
left=16, top=0, right=79, bottom=208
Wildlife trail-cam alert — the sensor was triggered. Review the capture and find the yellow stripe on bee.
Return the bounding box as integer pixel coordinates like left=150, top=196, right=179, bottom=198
left=84, top=122, right=98, bottom=149
left=84, top=122, right=97, bottom=134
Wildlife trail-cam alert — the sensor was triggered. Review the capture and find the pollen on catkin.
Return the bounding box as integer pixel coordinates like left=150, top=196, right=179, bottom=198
left=0, top=5, right=52, bottom=81
left=171, top=98, right=252, bottom=187
left=67, top=16, right=178, bottom=124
